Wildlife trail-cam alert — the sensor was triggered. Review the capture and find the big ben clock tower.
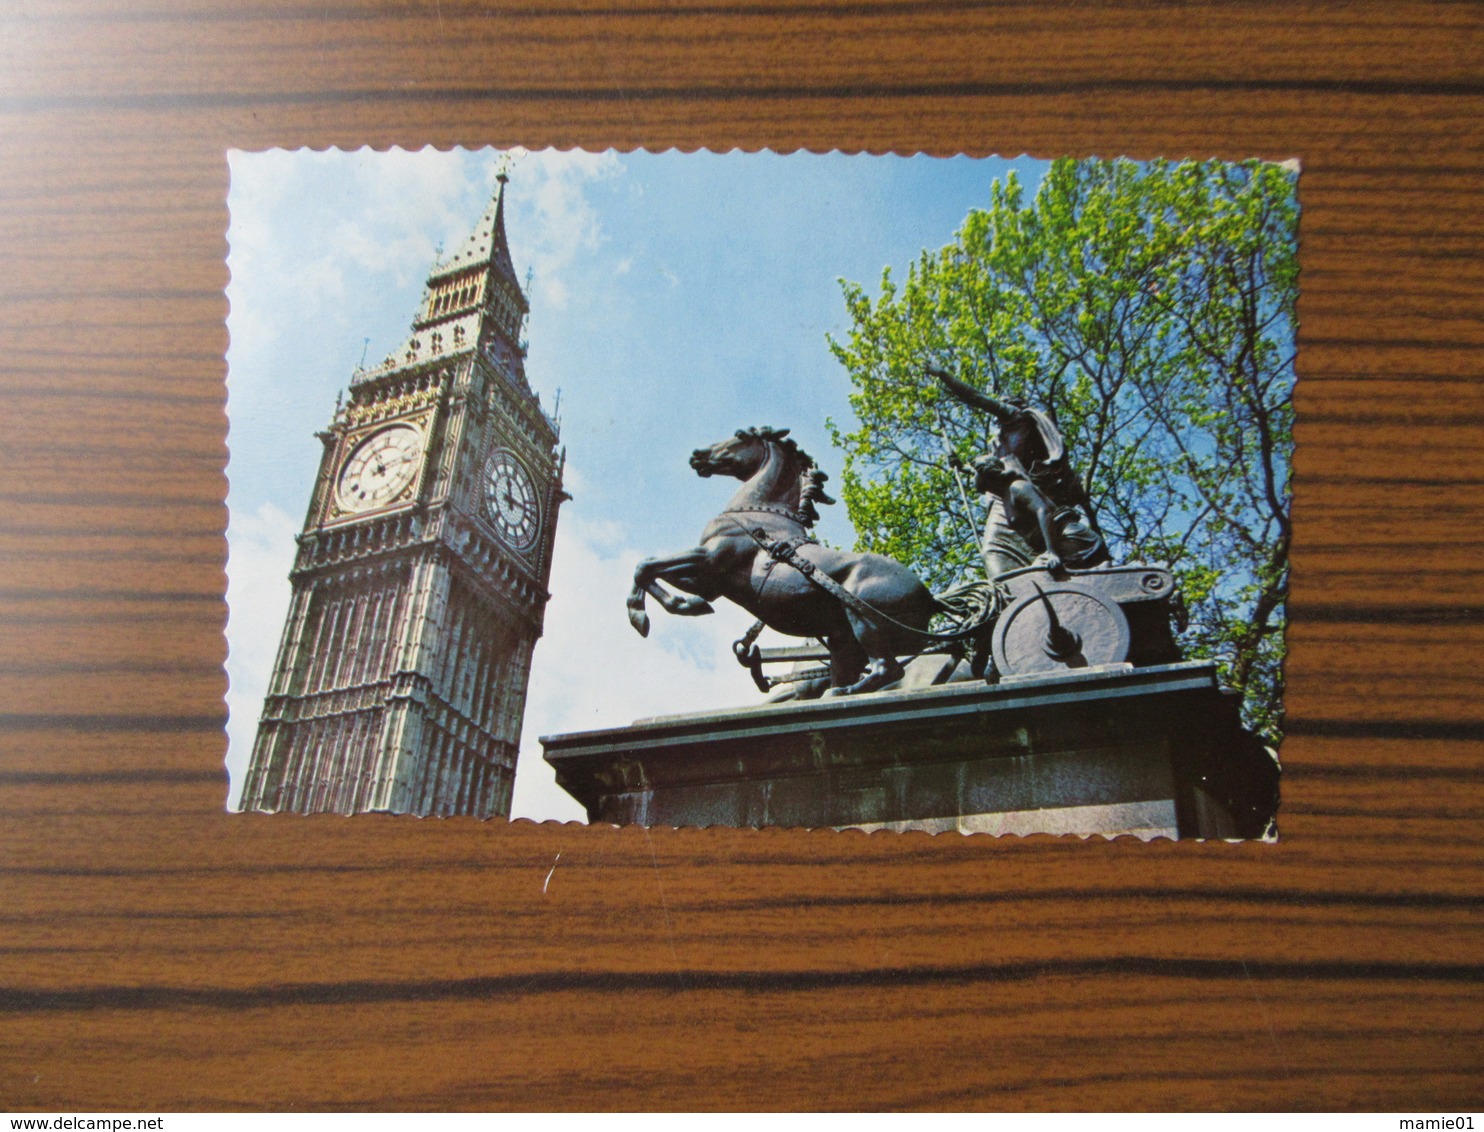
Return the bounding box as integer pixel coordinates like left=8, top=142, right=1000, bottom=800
left=239, top=173, right=565, bottom=818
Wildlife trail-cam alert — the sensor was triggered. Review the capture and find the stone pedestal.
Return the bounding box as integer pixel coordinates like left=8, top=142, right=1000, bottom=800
left=541, top=660, right=1279, bottom=839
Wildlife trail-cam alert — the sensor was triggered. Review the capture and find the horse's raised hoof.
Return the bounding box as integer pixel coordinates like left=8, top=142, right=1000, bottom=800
left=628, top=608, right=651, bottom=637
left=676, top=598, right=715, bottom=617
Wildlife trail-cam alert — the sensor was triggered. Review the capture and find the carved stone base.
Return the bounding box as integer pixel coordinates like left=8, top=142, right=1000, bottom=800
left=540, top=660, right=1280, bottom=840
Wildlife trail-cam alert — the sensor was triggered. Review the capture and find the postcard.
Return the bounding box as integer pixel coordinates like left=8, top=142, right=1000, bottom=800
left=225, top=147, right=1295, bottom=838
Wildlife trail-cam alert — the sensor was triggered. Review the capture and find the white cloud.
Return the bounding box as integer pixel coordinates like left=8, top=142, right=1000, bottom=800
left=226, top=148, right=477, bottom=363
left=511, top=149, right=623, bottom=310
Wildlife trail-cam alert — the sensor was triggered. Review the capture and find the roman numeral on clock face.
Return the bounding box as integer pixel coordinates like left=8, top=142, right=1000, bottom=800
left=336, top=424, right=424, bottom=514
left=482, top=450, right=540, bottom=550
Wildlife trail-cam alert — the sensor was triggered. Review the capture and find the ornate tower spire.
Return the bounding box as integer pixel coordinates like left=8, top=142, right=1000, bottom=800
left=400, top=173, right=530, bottom=376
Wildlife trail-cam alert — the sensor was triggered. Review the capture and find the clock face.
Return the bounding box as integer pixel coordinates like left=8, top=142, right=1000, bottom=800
left=482, top=450, right=541, bottom=550
left=335, top=424, right=424, bottom=514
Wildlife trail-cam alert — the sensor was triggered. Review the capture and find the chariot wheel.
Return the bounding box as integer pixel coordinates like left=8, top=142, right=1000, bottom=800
left=991, top=580, right=1131, bottom=678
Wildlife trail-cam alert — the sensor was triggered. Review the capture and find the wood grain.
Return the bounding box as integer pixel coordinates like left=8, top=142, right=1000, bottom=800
left=1, top=0, right=1482, bottom=1111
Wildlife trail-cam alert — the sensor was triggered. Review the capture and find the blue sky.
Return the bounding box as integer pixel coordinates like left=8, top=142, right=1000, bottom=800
left=225, top=147, right=1047, bottom=822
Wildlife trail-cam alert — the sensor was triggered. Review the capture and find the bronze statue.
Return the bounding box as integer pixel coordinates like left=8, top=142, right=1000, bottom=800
left=929, top=366, right=1102, bottom=577
left=626, top=427, right=940, bottom=695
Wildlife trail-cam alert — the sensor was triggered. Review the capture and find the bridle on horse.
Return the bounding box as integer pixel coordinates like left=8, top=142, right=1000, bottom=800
left=719, top=504, right=817, bottom=527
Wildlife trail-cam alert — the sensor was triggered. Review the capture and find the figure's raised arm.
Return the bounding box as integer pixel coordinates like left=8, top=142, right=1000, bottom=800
left=927, top=366, right=1015, bottom=423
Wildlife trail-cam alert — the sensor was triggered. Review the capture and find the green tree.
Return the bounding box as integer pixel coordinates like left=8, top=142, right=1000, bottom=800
left=828, top=158, right=1297, bottom=740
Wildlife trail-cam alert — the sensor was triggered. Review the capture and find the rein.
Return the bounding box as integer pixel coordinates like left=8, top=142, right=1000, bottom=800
left=723, top=518, right=1000, bottom=645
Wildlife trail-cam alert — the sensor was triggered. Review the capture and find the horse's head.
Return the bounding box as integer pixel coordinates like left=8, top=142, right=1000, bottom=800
left=689, top=428, right=785, bottom=480
left=691, top=427, right=834, bottom=523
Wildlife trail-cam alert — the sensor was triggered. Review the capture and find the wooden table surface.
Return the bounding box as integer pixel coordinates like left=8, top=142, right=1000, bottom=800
left=1, top=0, right=1481, bottom=1111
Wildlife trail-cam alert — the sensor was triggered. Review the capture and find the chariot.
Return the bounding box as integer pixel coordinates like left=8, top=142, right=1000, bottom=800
left=736, top=562, right=1184, bottom=695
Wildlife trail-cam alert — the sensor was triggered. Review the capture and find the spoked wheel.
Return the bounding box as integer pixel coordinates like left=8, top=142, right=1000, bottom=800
left=991, top=580, right=1131, bottom=678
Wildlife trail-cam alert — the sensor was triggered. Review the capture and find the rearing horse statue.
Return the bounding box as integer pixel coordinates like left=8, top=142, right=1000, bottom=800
left=626, top=426, right=939, bottom=695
